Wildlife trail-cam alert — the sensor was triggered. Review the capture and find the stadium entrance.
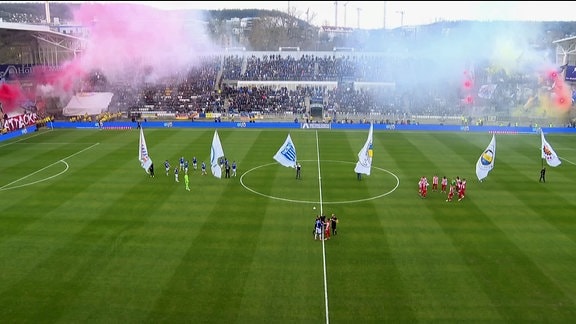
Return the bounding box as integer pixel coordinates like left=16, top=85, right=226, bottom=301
left=310, top=96, right=324, bottom=120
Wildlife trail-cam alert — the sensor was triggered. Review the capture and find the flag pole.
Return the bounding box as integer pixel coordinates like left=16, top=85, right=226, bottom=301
left=540, top=130, right=544, bottom=170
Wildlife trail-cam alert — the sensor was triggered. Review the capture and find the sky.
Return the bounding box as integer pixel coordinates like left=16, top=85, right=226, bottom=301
left=124, top=1, right=576, bottom=30
left=9, top=1, right=576, bottom=29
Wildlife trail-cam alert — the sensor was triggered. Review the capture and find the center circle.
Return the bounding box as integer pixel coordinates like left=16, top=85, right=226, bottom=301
left=239, top=160, right=399, bottom=204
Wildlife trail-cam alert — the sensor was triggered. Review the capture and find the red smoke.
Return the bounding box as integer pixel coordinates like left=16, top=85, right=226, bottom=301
left=546, top=67, right=572, bottom=112
left=28, top=3, right=215, bottom=102
left=32, top=61, right=86, bottom=96
left=0, top=83, right=24, bottom=113
left=71, top=3, right=214, bottom=84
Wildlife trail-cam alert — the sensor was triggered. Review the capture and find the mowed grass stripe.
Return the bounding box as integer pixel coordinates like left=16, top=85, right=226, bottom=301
left=236, top=131, right=326, bottom=322
left=378, top=130, right=572, bottom=316
left=489, top=136, right=576, bottom=241
left=54, top=150, right=208, bottom=320
left=384, top=133, right=492, bottom=320
left=146, top=130, right=280, bottom=322
left=424, top=133, right=566, bottom=320
left=1, top=128, right=576, bottom=322
left=380, top=132, right=495, bottom=320
left=476, top=187, right=576, bottom=315
left=0, top=129, right=100, bottom=186
left=237, top=201, right=329, bottom=322
left=318, top=131, right=392, bottom=202
left=432, top=202, right=576, bottom=322
left=0, top=131, right=108, bottom=244
left=25, top=128, right=225, bottom=322
left=0, top=130, right=111, bottom=225
left=313, top=130, right=418, bottom=322
left=0, top=132, right=174, bottom=321
left=324, top=201, right=420, bottom=322
left=499, top=170, right=576, bottom=240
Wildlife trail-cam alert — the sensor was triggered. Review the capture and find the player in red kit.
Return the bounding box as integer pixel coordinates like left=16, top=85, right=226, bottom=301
left=446, top=185, right=455, bottom=202
left=420, top=176, right=429, bottom=198
left=458, top=178, right=467, bottom=201
left=432, top=175, right=439, bottom=191
left=418, top=177, right=424, bottom=196
left=441, top=176, right=448, bottom=193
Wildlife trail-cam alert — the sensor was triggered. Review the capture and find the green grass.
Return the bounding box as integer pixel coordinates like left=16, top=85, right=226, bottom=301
left=1, top=128, right=576, bottom=323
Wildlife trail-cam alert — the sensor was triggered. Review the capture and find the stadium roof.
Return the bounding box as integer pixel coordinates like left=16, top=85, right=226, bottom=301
left=552, top=35, right=576, bottom=44
left=0, top=21, right=52, bottom=32
left=0, top=21, right=86, bottom=65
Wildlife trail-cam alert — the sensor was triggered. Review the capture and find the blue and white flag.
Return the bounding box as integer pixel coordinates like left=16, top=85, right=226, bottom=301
left=210, top=130, right=225, bottom=178
left=273, top=134, right=297, bottom=168
left=541, top=132, right=561, bottom=167
left=138, top=127, right=153, bottom=173
left=476, top=134, right=496, bottom=181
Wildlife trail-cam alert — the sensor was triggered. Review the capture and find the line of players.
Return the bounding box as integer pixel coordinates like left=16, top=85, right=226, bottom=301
left=164, top=156, right=203, bottom=181
left=163, top=156, right=238, bottom=181
left=418, top=175, right=467, bottom=202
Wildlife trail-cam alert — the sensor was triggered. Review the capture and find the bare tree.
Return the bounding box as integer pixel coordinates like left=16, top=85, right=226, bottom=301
left=248, top=8, right=320, bottom=51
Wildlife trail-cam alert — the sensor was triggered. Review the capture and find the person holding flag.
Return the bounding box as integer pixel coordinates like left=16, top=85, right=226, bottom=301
left=539, top=167, right=546, bottom=183
left=296, top=162, right=302, bottom=179
left=354, top=123, right=374, bottom=178
left=138, top=127, right=153, bottom=175
left=273, top=134, right=297, bottom=168
left=541, top=132, right=561, bottom=167
left=148, top=162, right=154, bottom=177
left=476, top=134, right=496, bottom=181
left=210, top=130, right=225, bottom=178
left=540, top=132, right=561, bottom=182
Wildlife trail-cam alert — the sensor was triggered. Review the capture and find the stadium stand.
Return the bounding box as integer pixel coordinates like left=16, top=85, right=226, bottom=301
left=1, top=21, right=576, bottom=127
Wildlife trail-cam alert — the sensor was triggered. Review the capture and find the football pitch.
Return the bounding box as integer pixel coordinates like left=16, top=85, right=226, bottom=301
left=1, top=127, right=575, bottom=323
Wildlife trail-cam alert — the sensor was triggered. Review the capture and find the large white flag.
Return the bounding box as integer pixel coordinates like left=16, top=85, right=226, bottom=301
left=139, top=127, right=153, bottom=173
left=476, top=134, right=496, bottom=181
left=210, top=130, right=225, bottom=178
left=273, top=134, right=297, bottom=168
left=541, top=132, right=561, bottom=167
left=354, top=123, right=374, bottom=176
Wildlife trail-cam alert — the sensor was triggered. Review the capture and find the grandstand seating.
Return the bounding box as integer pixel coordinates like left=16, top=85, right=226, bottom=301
left=109, top=52, right=475, bottom=125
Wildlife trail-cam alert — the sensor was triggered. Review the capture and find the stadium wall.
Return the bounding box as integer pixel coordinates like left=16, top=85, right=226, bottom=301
left=0, top=125, right=37, bottom=142
left=48, top=121, right=576, bottom=134
left=2, top=122, right=576, bottom=143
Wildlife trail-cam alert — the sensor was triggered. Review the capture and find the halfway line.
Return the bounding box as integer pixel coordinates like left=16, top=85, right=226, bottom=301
left=315, top=130, right=330, bottom=324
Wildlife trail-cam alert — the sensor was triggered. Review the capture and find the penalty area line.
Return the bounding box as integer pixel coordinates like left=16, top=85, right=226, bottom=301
left=0, top=143, right=100, bottom=190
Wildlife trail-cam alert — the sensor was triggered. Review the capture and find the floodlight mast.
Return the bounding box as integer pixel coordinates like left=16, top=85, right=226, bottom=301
left=333, top=1, right=338, bottom=27
left=383, top=1, right=387, bottom=29
left=45, top=1, right=51, bottom=24
left=397, top=10, right=405, bottom=27
left=343, top=1, right=350, bottom=28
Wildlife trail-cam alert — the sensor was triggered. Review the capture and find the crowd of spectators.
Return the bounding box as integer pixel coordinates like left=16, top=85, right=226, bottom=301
left=103, top=53, right=540, bottom=124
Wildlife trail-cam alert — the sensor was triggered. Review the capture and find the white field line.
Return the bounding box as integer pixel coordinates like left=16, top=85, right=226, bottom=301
left=0, top=143, right=99, bottom=190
